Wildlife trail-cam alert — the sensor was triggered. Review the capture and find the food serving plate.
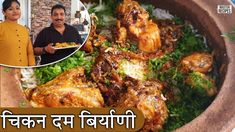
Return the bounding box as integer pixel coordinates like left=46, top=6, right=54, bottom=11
left=52, top=42, right=80, bottom=50
left=53, top=45, right=80, bottom=50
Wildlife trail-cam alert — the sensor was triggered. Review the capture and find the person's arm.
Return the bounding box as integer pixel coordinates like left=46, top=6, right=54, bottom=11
left=27, top=39, right=36, bottom=66
left=34, top=44, right=56, bottom=55
left=34, top=47, right=44, bottom=55
left=33, top=30, right=56, bottom=55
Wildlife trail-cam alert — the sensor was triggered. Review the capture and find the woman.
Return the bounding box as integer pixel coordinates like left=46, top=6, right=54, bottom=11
left=0, top=0, right=35, bottom=66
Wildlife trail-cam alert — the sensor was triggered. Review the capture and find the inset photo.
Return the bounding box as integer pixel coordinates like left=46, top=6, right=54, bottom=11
left=0, top=0, right=90, bottom=67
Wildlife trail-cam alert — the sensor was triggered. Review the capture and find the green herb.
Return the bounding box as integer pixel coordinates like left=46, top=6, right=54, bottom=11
left=187, top=72, right=213, bottom=96
left=35, top=51, right=94, bottom=84
left=157, top=68, right=214, bottom=132
left=116, top=42, right=138, bottom=52
left=88, top=0, right=120, bottom=28
left=129, top=44, right=138, bottom=52
left=148, top=17, right=215, bottom=131
left=104, top=79, right=111, bottom=86
left=88, top=4, right=97, bottom=14
left=149, top=22, right=209, bottom=72
left=162, top=94, right=213, bottom=132
left=141, top=4, right=157, bottom=20
left=221, top=27, right=235, bottom=41
left=172, top=17, right=184, bottom=25
left=177, top=23, right=210, bottom=54
left=3, top=68, right=12, bottom=73
left=158, top=67, right=184, bottom=87
left=102, top=41, right=112, bottom=47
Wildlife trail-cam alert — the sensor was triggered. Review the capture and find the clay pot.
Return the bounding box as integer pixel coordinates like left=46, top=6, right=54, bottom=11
left=0, top=0, right=234, bottom=131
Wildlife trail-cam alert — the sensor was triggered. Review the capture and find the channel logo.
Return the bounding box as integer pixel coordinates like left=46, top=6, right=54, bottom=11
left=217, top=5, right=232, bottom=14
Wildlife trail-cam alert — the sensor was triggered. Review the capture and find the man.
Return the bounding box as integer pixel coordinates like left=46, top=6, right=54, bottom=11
left=34, top=4, right=83, bottom=65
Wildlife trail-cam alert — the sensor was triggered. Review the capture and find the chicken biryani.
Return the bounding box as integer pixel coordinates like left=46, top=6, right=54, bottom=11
left=20, top=0, right=219, bottom=131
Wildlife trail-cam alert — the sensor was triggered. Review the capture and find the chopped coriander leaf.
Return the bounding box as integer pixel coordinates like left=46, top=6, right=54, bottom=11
left=35, top=51, right=95, bottom=84
left=3, top=68, right=12, bottom=73
left=222, top=26, right=235, bottom=41
left=90, top=0, right=120, bottom=28
left=158, top=68, right=215, bottom=132
left=102, top=41, right=112, bottom=47
left=105, top=79, right=111, bottom=86
left=88, top=4, right=98, bottom=14
left=172, top=17, right=184, bottom=25
left=129, top=44, right=138, bottom=52
left=148, top=18, right=215, bottom=131
left=162, top=94, right=213, bottom=132
left=187, top=72, right=215, bottom=96
left=149, top=23, right=209, bottom=72
left=141, top=4, right=157, bottom=19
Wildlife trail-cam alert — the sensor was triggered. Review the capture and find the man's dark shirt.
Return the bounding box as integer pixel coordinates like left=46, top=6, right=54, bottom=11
left=34, top=23, right=83, bottom=65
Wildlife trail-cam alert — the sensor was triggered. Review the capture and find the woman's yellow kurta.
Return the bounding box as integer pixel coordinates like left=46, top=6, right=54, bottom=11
left=0, top=21, right=35, bottom=66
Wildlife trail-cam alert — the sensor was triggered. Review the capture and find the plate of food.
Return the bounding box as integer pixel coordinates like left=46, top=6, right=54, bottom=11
left=2, top=0, right=235, bottom=131
left=52, top=42, right=80, bottom=50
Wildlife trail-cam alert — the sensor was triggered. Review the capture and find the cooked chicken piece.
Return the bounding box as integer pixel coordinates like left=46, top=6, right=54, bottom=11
left=117, top=0, right=149, bottom=26
left=116, top=80, right=168, bottom=131
left=82, top=39, right=94, bottom=53
left=91, top=47, right=149, bottom=105
left=186, top=71, right=217, bottom=96
left=81, top=15, right=107, bottom=53
left=82, top=33, right=107, bottom=53
left=138, top=21, right=161, bottom=53
left=93, top=35, right=107, bottom=47
left=116, top=0, right=161, bottom=53
left=25, top=67, right=104, bottom=107
left=116, top=20, right=127, bottom=44
left=81, top=16, right=97, bottom=52
left=180, top=52, right=213, bottom=73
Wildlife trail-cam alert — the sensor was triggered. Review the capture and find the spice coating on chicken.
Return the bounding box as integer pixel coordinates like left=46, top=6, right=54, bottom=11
left=25, top=67, right=104, bottom=107
left=81, top=15, right=107, bottom=53
left=116, top=0, right=161, bottom=53
left=116, top=80, right=168, bottom=131
left=91, top=47, right=149, bottom=105
left=180, top=52, right=213, bottom=73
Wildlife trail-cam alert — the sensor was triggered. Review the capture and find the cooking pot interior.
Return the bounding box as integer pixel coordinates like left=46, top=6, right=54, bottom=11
left=82, top=0, right=228, bottom=89
left=141, top=0, right=228, bottom=88
left=81, top=0, right=229, bottom=130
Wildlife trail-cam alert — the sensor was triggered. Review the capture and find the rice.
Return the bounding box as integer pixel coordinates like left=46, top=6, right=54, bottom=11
left=153, top=8, right=174, bottom=20
left=20, top=69, right=38, bottom=89
left=118, top=59, right=148, bottom=81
